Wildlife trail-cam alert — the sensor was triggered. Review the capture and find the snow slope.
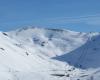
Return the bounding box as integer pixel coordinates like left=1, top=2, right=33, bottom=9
left=7, top=27, right=88, bottom=57
left=0, top=27, right=100, bottom=80
left=54, top=33, right=100, bottom=69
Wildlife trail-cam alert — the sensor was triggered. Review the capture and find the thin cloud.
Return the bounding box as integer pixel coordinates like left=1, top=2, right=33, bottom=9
left=47, top=14, right=100, bottom=26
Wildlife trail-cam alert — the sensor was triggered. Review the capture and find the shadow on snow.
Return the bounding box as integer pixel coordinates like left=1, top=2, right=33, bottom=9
left=53, top=35, right=100, bottom=69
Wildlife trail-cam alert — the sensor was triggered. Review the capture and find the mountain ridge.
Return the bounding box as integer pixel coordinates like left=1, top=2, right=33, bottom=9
left=0, top=27, right=100, bottom=80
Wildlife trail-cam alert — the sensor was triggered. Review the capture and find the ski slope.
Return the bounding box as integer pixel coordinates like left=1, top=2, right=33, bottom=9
left=0, top=27, right=100, bottom=80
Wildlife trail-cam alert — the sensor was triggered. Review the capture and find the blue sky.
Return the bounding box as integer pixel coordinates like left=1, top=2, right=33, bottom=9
left=0, top=0, right=100, bottom=32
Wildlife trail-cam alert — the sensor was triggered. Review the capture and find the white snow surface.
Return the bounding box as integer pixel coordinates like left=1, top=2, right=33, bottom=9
left=0, top=27, right=100, bottom=80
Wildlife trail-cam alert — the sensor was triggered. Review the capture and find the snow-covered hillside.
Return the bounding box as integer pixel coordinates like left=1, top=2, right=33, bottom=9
left=7, top=27, right=88, bottom=57
left=0, top=27, right=100, bottom=80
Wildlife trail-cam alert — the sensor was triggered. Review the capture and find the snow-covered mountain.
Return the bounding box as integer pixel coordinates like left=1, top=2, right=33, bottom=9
left=0, top=27, right=100, bottom=80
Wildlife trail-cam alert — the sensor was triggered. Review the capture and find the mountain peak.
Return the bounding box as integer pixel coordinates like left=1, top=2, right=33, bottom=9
left=11, top=26, right=79, bottom=34
left=1, top=26, right=100, bottom=80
